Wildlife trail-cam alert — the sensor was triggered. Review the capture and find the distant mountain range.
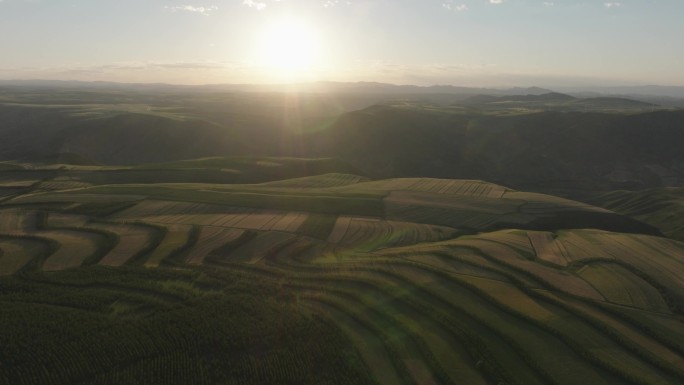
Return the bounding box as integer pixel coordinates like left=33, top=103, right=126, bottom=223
left=0, top=79, right=553, bottom=96
left=0, top=84, right=682, bottom=191
left=4, top=79, right=684, bottom=98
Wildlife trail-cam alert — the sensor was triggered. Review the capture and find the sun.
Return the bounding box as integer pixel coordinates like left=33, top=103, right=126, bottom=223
left=257, top=20, right=320, bottom=72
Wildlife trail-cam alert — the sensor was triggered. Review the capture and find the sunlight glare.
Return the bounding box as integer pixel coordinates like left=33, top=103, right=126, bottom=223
left=257, top=20, right=320, bottom=72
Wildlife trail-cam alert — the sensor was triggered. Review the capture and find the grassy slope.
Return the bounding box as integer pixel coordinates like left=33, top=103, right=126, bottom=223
left=5, top=174, right=660, bottom=236
left=584, top=188, right=684, bottom=242
left=1, top=172, right=682, bottom=384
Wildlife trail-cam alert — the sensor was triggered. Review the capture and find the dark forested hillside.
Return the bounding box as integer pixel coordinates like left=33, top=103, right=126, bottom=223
left=309, top=107, right=684, bottom=190
left=0, top=87, right=682, bottom=191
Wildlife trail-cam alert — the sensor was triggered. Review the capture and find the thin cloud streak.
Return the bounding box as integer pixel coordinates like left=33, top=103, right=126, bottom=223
left=242, top=0, right=268, bottom=11
left=164, top=5, right=219, bottom=15
left=443, top=1, right=468, bottom=12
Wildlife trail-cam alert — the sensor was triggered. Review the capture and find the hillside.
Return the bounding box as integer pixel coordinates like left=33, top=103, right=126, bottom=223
left=583, top=188, right=684, bottom=242
left=310, top=106, right=684, bottom=190
left=0, top=169, right=682, bottom=385
left=461, top=92, right=657, bottom=112
left=0, top=87, right=682, bottom=191
left=1, top=85, right=683, bottom=384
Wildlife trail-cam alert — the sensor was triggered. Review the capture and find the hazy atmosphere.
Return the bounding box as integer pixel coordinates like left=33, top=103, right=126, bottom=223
left=2, top=0, right=683, bottom=86
left=2, top=1, right=684, bottom=384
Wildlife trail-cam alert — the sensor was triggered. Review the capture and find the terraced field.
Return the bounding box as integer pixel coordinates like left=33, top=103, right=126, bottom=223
left=86, top=222, right=159, bottom=267
left=111, top=200, right=310, bottom=232
left=35, top=179, right=93, bottom=191
left=0, top=209, right=40, bottom=234
left=327, top=216, right=458, bottom=252
left=143, top=224, right=194, bottom=267
left=39, top=229, right=106, bottom=271
left=0, top=237, right=51, bottom=275
left=0, top=175, right=682, bottom=385
left=184, top=227, right=245, bottom=265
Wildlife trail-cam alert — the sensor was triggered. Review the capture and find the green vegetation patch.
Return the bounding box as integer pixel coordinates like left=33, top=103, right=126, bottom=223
left=42, top=185, right=386, bottom=217
left=0, top=267, right=374, bottom=385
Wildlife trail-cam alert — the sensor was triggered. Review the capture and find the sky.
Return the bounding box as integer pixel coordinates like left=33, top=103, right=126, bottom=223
left=0, top=0, right=683, bottom=87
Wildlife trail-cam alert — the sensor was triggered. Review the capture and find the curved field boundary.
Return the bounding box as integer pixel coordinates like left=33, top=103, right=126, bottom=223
left=260, top=173, right=368, bottom=188
left=218, top=253, right=679, bottom=385
left=232, top=212, right=309, bottom=232
left=384, top=263, right=668, bottom=385
left=455, top=238, right=605, bottom=300
left=334, top=217, right=384, bottom=248
left=185, top=227, right=245, bottom=265
left=319, top=280, right=491, bottom=385
left=384, top=238, right=683, bottom=383
left=297, top=290, right=448, bottom=385
left=477, top=230, right=534, bottom=252
left=385, top=191, right=532, bottom=230
left=0, top=237, right=51, bottom=275
left=9, top=193, right=145, bottom=205
left=528, top=231, right=569, bottom=266
left=458, top=275, right=559, bottom=322
left=505, top=192, right=608, bottom=214
left=86, top=223, right=157, bottom=267
left=558, top=231, right=613, bottom=263
left=268, top=212, right=309, bottom=232
left=385, top=245, right=684, bottom=381
left=387, top=190, right=518, bottom=214
left=46, top=212, right=89, bottom=228
left=327, top=216, right=353, bottom=244
left=568, top=232, right=684, bottom=299
left=630, top=235, right=684, bottom=261
left=384, top=221, right=458, bottom=248
left=303, top=265, right=611, bottom=385
left=37, top=180, right=93, bottom=191
left=40, top=230, right=105, bottom=271
left=0, top=209, right=40, bottom=234
left=110, top=200, right=206, bottom=218
left=536, top=290, right=684, bottom=374
left=392, top=251, right=511, bottom=282
left=577, top=263, right=669, bottom=312
left=0, top=188, right=24, bottom=199
left=112, top=200, right=310, bottom=233
left=353, top=178, right=508, bottom=198
left=228, top=231, right=297, bottom=264
left=260, top=253, right=614, bottom=385
left=0, top=180, right=39, bottom=188
left=302, top=300, right=407, bottom=385
left=143, top=224, right=193, bottom=268
left=327, top=216, right=457, bottom=252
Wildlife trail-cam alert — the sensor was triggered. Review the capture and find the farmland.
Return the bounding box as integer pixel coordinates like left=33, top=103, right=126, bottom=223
left=0, top=165, right=682, bottom=384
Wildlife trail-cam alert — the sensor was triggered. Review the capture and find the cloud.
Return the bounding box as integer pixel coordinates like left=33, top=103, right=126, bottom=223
left=604, top=2, right=621, bottom=8
left=242, top=0, right=267, bottom=10
left=165, top=5, right=218, bottom=15
left=323, top=0, right=351, bottom=7
left=442, top=1, right=468, bottom=12
left=489, top=0, right=504, bottom=4
left=543, top=2, right=554, bottom=6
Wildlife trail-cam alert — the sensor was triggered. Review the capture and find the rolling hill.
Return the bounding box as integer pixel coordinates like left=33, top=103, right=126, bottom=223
left=0, top=169, right=682, bottom=385
left=1, top=86, right=682, bottom=191
left=1, top=83, right=683, bottom=384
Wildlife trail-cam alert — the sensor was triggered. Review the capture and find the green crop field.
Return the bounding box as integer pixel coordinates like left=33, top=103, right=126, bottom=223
left=0, top=168, right=682, bottom=385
